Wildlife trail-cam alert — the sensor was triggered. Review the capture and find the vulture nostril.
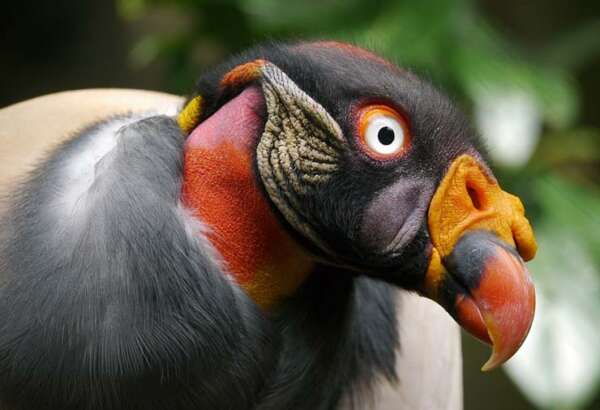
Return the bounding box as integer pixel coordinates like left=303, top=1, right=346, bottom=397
left=467, top=185, right=483, bottom=211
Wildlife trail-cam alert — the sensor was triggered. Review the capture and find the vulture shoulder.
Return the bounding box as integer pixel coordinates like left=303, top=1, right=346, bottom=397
left=0, top=96, right=273, bottom=409
left=0, top=90, right=463, bottom=410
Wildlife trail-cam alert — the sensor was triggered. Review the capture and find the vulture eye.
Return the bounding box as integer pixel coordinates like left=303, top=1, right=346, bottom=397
left=358, top=105, right=410, bottom=160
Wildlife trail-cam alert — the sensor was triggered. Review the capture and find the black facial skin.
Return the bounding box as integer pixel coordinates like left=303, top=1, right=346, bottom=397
left=192, top=41, right=486, bottom=289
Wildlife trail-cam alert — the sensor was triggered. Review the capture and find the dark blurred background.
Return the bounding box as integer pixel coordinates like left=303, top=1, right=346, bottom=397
left=3, top=1, right=599, bottom=409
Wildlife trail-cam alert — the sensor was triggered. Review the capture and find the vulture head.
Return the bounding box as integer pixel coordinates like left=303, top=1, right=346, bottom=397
left=178, top=41, right=537, bottom=370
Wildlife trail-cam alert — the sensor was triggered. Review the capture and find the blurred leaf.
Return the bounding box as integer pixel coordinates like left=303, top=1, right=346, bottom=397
left=117, top=0, right=148, bottom=20
left=531, top=128, right=600, bottom=188
left=130, top=35, right=161, bottom=69
left=356, top=0, right=461, bottom=78
left=534, top=175, right=600, bottom=267
left=240, top=0, right=381, bottom=34
left=541, top=19, right=600, bottom=71
left=455, top=45, right=578, bottom=130
left=535, top=128, right=600, bottom=165
left=530, top=69, right=579, bottom=130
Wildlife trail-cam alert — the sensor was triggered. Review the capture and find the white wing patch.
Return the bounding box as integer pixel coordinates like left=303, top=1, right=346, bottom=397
left=55, top=110, right=176, bottom=218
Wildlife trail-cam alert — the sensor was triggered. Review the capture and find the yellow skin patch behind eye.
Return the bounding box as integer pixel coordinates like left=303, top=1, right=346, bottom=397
left=178, top=95, right=203, bottom=135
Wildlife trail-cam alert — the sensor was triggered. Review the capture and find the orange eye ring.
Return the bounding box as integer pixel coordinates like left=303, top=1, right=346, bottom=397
left=357, top=104, right=411, bottom=161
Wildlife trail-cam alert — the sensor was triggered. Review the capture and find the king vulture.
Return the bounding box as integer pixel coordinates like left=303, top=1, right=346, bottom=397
left=0, top=41, right=537, bottom=410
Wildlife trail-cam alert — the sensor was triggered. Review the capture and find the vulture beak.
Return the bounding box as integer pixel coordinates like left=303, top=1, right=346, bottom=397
left=420, top=154, right=537, bottom=370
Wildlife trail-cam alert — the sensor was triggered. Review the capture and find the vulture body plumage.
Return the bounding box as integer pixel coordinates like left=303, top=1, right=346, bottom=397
left=0, top=41, right=537, bottom=409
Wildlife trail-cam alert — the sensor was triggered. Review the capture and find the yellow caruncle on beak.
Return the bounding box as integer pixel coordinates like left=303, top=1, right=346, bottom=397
left=422, top=154, right=537, bottom=370
left=428, top=154, right=537, bottom=262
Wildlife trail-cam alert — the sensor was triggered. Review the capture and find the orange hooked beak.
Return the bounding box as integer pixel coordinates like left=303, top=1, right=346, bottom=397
left=421, top=155, right=537, bottom=371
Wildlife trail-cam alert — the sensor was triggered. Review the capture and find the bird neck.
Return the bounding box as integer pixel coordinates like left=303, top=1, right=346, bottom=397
left=181, top=87, right=315, bottom=309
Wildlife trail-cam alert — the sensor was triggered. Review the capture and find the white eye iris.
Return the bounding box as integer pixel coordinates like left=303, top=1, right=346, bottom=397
left=364, top=115, right=405, bottom=155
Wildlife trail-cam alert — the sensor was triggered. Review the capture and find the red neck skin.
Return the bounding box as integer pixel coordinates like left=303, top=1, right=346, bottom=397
left=181, top=87, right=314, bottom=309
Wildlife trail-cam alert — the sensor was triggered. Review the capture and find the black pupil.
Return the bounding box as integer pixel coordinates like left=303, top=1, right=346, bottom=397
left=377, top=126, right=395, bottom=145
